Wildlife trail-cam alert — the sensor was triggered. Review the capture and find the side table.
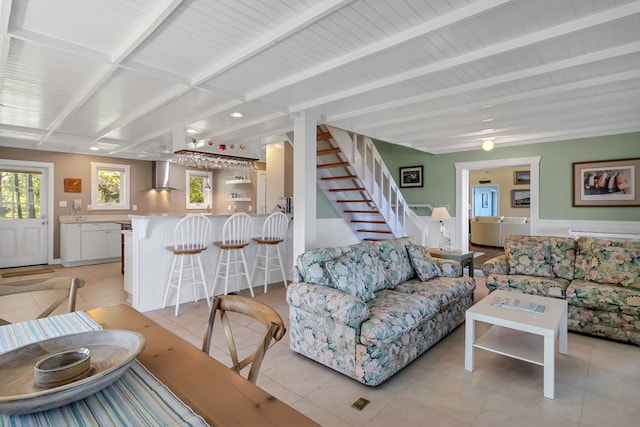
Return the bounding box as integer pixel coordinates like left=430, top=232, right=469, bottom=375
left=429, top=248, right=475, bottom=277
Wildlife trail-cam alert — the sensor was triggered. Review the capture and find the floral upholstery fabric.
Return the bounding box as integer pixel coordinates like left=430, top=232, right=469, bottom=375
left=287, top=237, right=476, bottom=385
left=286, top=281, right=369, bottom=329
left=349, top=244, right=391, bottom=292
left=360, top=290, right=439, bottom=346
left=374, top=238, right=415, bottom=287
left=586, top=241, right=640, bottom=288
left=297, top=246, right=350, bottom=287
left=568, top=306, right=640, bottom=344
left=505, top=236, right=554, bottom=278
left=326, top=252, right=375, bottom=302
left=435, top=258, right=463, bottom=277
left=395, top=276, right=476, bottom=307
left=405, top=241, right=441, bottom=281
left=482, top=255, right=508, bottom=276
left=567, top=279, right=640, bottom=314
left=548, top=237, right=577, bottom=280
left=485, top=274, right=569, bottom=298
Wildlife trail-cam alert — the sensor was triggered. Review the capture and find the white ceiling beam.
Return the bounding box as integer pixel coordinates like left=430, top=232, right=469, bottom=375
left=291, top=1, right=640, bottom=113
left=327, top=41, right=640, bottom=123
left=189, top=0, right=355, bottom=87
left=0, top=0, right=13, bottom=88
left=246, top=0, right=512, bottom=101
left=34, top=0, right=186, bottom=146
left=355, top=69, right=640, bottom=131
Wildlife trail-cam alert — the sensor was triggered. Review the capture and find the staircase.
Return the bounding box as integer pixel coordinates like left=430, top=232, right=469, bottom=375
left=316, top=125, right=428, bottom=244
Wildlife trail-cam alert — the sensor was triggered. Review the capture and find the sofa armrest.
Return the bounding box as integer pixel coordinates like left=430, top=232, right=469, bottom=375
left=286, top=281, right=370, bottom=329
left=435, top=259, right=462, bottom=277
left=481, top=255, right=508, bottom=276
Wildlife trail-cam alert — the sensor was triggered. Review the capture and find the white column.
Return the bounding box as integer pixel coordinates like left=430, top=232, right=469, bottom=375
left=292, top=111, right=317, bottom=263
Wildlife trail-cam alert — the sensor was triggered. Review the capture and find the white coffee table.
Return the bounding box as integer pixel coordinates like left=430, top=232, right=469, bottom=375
left=464, top=290, right=568, bottom=399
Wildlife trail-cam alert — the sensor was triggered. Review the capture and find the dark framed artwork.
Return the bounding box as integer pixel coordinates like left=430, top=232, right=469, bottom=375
left=511, top=189, right=530, bottom=208
left=513, top=170, right=530, bottom=185
left=399, top=166, right=423, bottom=188
left=572, top=158, right=639, bottom=206
left=63, top=178, right=82, bottom=192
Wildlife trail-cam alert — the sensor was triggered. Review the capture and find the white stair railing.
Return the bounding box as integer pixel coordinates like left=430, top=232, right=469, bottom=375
left=325, top=126, right=428, bottom=241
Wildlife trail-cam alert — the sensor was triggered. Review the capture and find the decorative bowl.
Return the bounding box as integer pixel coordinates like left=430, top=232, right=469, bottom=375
left=0, top=330, right=145, bottom=415
left=33, top=347, right=92, bottom=389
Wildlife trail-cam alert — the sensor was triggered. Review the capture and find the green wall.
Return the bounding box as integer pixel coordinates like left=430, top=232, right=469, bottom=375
left=318, top=132, right=640, bottom=221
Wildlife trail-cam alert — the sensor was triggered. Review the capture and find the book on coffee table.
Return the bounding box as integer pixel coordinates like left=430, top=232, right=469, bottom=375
left=490, top=295, right=546, bottom=314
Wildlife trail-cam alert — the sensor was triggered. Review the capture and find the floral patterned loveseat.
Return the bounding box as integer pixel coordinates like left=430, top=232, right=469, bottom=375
left=286, top=237, right=476, bottom=386
left=483, top=235, right=640, bottom=345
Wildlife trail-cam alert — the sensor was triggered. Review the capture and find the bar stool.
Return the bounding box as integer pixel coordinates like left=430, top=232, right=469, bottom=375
left=211, top=212, right=254, bottom=297
left=251, top=212, right=290, bottom=293
left=162, top=214, right=212, bottom=316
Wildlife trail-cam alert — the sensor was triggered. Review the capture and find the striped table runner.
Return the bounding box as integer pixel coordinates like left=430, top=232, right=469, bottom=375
left=0, top=312, right=208, bottom=426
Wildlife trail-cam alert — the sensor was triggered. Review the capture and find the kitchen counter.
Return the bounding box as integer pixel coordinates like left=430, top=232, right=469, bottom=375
left=59, top=214, right=132, bottom=223
left=125, top=214, right=293, bottom=312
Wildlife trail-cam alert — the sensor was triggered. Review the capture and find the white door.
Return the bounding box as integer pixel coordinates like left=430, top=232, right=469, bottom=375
left=256, top=171, right=267, bottom=214
left=0, top=162, right=49, bottom=268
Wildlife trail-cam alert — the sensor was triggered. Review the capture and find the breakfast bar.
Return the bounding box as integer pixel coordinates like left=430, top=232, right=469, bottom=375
left=125, top=214, right=293, bottom=312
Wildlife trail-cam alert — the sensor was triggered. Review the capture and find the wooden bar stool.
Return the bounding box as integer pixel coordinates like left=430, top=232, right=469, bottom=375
left=162, top=214, right=212, bottom=316
left=251, top=212, right=290, bottom=293
left=211, top=212, right=254, bottom=297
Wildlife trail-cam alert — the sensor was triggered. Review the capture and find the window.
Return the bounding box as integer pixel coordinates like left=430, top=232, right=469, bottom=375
left=186, top=170, right=212, bottom=210
left=0, top=169, right=41, bottom=219
left=91, top=162, right=130, bottom=210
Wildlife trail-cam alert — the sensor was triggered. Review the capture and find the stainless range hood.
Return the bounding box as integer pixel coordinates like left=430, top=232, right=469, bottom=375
left=150, top=160, right=180, bottom=190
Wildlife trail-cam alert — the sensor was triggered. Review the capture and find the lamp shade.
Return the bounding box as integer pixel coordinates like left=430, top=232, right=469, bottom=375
left=431, top=207, right=451, bottom=222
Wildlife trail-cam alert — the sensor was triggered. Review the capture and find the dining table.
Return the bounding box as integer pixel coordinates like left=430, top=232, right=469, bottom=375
left=0, top=304, right=319, bottom=427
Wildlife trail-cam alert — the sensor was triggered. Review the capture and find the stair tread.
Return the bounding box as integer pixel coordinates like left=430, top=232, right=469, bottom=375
left=344, top=210, right=380, bottom=213
left=318, top=161, right=349, bottom=168
left=328, top=187, right=365, bottom=192
left=317, top=147, right=341, bottom=155
left=357, top=229, right=393, bottom=233
left=321, top=175, right=357, bottom=180
left=351, top=220, right=386, bottom=223
left=316, top=131, right=332, bottom=141
left=336, top=199, right=372, bottom=203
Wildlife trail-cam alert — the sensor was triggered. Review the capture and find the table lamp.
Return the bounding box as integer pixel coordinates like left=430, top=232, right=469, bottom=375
left=431, top=207, right=452, bottom=251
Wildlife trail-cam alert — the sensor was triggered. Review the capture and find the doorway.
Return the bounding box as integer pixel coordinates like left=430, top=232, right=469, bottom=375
left=471, top=185, right=499, bottom=217
left=0, top=160, right=54, bottom=268
left=455, top=156, right=540, bottom=252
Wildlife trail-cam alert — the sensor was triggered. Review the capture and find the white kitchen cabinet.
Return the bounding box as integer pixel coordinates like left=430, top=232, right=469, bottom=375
left=60, top=222, right=121, bottom=266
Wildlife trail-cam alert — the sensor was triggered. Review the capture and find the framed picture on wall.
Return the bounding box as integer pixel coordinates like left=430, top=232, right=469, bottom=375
left=572, top=158, right=639, bottom=206
left=513, top=170, right=530, bottom=185
left=399, top=166, right=423, bottom=188
left=511, top=189, right=530, bottom=208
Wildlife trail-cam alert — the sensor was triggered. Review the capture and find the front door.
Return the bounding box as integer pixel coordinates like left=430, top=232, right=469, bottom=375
left=0, top=162, right=49, bottom=268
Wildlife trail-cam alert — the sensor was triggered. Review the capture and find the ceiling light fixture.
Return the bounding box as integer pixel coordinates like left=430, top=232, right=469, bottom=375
left=186, top=128, right=198, bottom=134
left=482, top=140, right=494, bottom=151
left=482, top=118, right=494, bottom=122
left=230, top=112, right=243, bottom=118
left=89, top=146, right=99, bottom=151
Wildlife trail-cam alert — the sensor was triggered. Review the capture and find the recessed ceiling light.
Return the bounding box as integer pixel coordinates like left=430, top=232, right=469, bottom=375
left=482, top=138, right=494, bottom=151
left=186, top=128, right=198, bottom=134
left=89, top=146, right=99, bottom=151
left=230, top=112, right=243, bottom=118
left=482, top=118, right=494, bottom=122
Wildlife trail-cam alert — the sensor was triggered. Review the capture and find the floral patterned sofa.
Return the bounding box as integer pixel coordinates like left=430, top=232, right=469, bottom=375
left=483, top=235, right=640, bottom=344
left=286, top=237, right=476, bottom=386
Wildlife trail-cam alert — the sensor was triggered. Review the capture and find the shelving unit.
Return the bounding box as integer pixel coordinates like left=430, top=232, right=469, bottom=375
left=226, top=175, right=252, bottom=202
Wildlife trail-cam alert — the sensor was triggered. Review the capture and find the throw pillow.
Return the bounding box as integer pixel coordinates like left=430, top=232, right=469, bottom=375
left=506, top=237, right=554, bottom=278
left=374, top=238, right=415, bottom=288
left=587, top=242, right=640, bottom=288
left=405, top=242, right=441, bottom=281
left=349, top=243, right=390, bottom=292
left=325, top=252, right=375, bottom=302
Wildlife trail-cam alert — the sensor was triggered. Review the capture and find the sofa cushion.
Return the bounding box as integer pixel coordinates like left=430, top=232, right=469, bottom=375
left=405, top=242, right=441, bottom=281
left=567, top=279, right=640, bottom=314
left=548, top=237, right=577, bottom=281
left=359, top=289, right=439, bottom=346
left=350, top=243, right=391, bottom=292
left=297, top=246, right=350, bottom=287
left=394, top=276, right=476, bottom=308
left=587, top=241, right=640, bottom=288
left=374, top=238, right=415, bottom=288
left=506, top=236, right=554, bottom=278
left=485, top=273, right=570, bottom=298
left=326, top=252, right=375, bottom=302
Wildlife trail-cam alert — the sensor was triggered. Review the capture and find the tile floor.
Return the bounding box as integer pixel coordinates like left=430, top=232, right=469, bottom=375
left=2, top=262, right=640, bottom=426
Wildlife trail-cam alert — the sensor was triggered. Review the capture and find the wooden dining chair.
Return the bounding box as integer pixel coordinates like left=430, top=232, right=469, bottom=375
left=0, top=276, right=85, bottom=325
left=201, top=294, right=286, bottom=384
